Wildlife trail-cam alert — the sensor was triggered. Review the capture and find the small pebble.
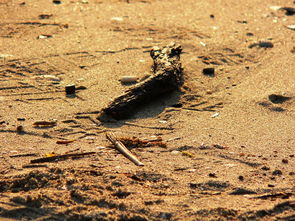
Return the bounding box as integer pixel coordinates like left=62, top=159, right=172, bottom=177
left=37, top=34, right=52, bottom=39
left=287, top=25, right=295, bottom=30
left=282, top=159, right=288, bottom=164
left=65, top=84, right=76, bottom=95
left=38, top=14, right=53, bottom=19
left=261, top=166, right=270, bottom=171
left=208, top=173, right=217, bottom=178
left=111, top=17, right=124, bottom=22
left=211, top=112, right=219, bottom=118
left=238, top=175, right=244, bottom=181
left=120, top=76, right=138, bottom=84
left=16, top=125, right=24, bottom=133
left=248, top=41, right=273, bottom=49
left=272, top=169, right=283, bottom=176
left=202, top=67, right=215, bottom=77
left=280, top=7, right=295, bottom=16
left=268, top=94, right=290, bottom=104
left=171, top=150, right=180, bottom=155
left=53, top=0, right=61, bottom=4
left=246, top=32, right=254, bottom=36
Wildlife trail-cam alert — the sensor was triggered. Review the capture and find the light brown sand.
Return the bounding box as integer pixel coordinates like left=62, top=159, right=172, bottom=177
left=0, top=0, right=294, bottom=220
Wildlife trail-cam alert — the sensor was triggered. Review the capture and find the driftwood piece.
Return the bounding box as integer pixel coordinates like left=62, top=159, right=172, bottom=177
left=98, top=42, right=183, bottom=120
left=106, top=132, right=144, bottom=166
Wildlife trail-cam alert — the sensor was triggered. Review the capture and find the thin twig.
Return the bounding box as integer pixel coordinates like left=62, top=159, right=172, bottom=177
left=10, top=153, right=38, bottom=158
left=30, top=152, right=96, bottom=163
left=106, top=132, right=144, bottom=166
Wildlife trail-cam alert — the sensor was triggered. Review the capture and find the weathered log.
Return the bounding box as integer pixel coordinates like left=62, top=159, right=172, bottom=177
left=98, top=42, right=183, bottom=121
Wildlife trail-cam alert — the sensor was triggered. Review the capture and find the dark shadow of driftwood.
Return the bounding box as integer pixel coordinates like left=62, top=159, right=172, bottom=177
left=100, top=90, right=182, bottom=129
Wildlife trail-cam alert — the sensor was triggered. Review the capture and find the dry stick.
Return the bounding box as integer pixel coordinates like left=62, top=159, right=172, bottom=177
left=10, top=153, right=38, bottom=158
left=30, top=152, right=96, bottom=164
left=106, top=132, right=144, bottom=166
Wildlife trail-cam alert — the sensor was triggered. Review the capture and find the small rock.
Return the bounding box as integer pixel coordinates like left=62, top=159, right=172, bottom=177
left=280, top=7, right=295, bottom=16
left=65, top=84, right=76, bottom=95
left=238, top=175, right=244, bottom=181
left=211, top=112, right=219, bottom=118
left=120, top=76, right=138, bottom=84
left=38, top=14, right=53, bottom=19
left=16, top=125, right=24, bottom=134
left=269, top=6, right=281, bottom=11
left=53, top=0, right=61, bottom=4
left=237, top=20, right=248, bottom=24
left=199, top=41, right=206, bottom=47
left=37, top=34, right=52, bottom=39
left=268, top=184, right=275, bottom=187
left=268, top=94, right=291, bottom=104
left=249, top=41, right=273, bottom=49
left=261, top=166, right=270, bottom=171
left=187, top=168, right=196, bottom=173
left=171, top=150, right=180, bottom=155
left=287, top=25, right=295, bottom=30
left=208, top=173, right=217, bottom=178
left=111, top=17, right=124, bottom=22
left=202, top=67, right=215, bottom=77
left=272, top=169, right=283, bottom=176
left=246, top=32, right=254, bottom=36
left=17, top=118, right=25, bottom=121
left=282, top=159, right=289, bottom=164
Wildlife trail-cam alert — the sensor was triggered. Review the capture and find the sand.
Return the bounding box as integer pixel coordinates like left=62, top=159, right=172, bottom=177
left=0, top=0, right=294, bottom=220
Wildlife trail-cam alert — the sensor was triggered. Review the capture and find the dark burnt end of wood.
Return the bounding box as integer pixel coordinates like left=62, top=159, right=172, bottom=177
left=98, top=42, right=184, bottom=121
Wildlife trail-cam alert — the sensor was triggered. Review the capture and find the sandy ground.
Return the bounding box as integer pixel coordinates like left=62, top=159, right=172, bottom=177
left=0, top=0, right=295, bottom=220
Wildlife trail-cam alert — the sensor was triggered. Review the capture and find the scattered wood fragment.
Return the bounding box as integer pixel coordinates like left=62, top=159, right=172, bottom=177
left=98, top=42, right=183, bottom=120
left=10, top=153, right=38, bottom=158
left=56, top=140, right=75, bottom=144
left=30, top=152, right=96, bottom=163
left=22, top=164, right=48, bottom=168
left=33, top=120, right=57, bottom=128
left=120, top=76, right=138, bottom=84
left=106, top=132, right=144, bottom=166
left=118, top=136, right=166, bottom=148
